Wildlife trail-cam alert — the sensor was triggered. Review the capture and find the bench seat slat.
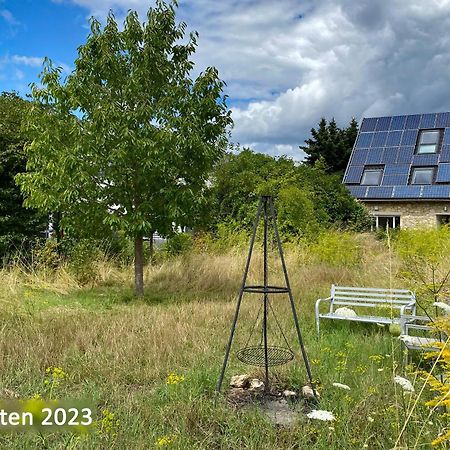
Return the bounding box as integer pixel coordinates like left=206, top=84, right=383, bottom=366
left=333, top=296, right=412, bottom=304
left=334, top=291, right=413, bottom=300
left=399, top=335, right=441, bottom=350
left=333, top=302, right=403, bottom=309
left=334, top=286, right=412, bottom=293
left=319, top=313, right=400, bottom=323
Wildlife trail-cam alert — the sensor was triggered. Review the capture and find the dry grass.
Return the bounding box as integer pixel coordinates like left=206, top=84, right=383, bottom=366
left=0, top=231, right=447, bottom=448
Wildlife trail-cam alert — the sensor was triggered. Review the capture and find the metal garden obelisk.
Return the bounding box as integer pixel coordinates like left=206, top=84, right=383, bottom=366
left=216, top=195, right=316, bottom=395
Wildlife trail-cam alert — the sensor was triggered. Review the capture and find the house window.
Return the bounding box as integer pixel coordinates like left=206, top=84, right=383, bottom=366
left=361, top=167, right=383, bottom=185
left=410, top=167, right=435, bottom=185
left=416, top=130, right=442, bottom=154
left=437, top=215, right=450, bottom=226
left=372, top=216, right=401, bottom=230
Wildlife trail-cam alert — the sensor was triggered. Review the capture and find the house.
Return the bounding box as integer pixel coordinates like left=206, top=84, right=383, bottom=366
left=343, top=112, right=450, bottom=229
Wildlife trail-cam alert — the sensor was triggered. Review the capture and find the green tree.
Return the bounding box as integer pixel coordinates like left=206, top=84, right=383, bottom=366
left=0, top=92, right=47, bottom=259
left=277, top=185, right=321, bottom=239
left=17, top=2, right=232, bottom=296
left=210, top=148, right=298, bottom=227
left=209, top=148, right=369, bottom=236
left=300, top=117, right=358, bottom=173
left=304, top=160, right=370, bottom=230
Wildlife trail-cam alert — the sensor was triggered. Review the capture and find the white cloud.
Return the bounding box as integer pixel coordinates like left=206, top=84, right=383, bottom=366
left=57, top=0, right=450, bottom=158
left=4, top=55, right=71, bottom=73
left=0, top=55, right=72, bottom=91
left=14, top=69, right=24, bottom=80
left=0, top=9, right=20, bottom=25
left=11, top=55, right=44, bottom=67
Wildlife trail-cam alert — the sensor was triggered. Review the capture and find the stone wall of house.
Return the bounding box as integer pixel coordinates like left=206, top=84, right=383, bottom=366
left=361, top=201, right=450, bottom=228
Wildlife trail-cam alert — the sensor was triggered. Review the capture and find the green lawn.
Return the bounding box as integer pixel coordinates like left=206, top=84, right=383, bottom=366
left=0, top=243, right=446, bottom=449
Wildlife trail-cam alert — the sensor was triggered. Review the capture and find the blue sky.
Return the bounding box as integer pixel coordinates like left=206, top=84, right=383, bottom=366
left=0, top=1, right=88, bottom=93
left=2, top=0, right=450, bottom=160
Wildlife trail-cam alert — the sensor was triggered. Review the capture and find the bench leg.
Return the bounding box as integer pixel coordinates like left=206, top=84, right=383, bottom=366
left=316, top=316, right=320, bottom=337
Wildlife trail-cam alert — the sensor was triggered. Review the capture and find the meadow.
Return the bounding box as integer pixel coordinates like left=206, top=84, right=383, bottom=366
left=0, top=230, right=448, bottom=449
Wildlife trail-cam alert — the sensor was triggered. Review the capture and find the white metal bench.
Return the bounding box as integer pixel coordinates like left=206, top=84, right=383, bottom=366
left=399, top=314, right=447, bottom=364
left=315, top=284, right=416, bottom=335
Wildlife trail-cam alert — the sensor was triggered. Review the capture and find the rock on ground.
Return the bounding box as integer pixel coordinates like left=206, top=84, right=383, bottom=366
left=230, top=374, right=250, bottom=389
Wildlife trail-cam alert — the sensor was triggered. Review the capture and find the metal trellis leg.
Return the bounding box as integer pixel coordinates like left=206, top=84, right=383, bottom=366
left=262, top=196, right=270, bottom=392
left=268, top=197, right=318, bottom=399
left=215, top=198, right=263, bottom=394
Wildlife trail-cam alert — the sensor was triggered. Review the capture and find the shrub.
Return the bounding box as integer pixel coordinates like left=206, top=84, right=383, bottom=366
left=276, top=186, right=323, bottom=240
left=67, top=238, right=101, bottom=285
left=163, top=233, right=193, bottom=257
left=394, top=227, right=450, bottom=307
left=309, top=230, right=362, bottom=267
left=31, top=239, right=61, bottom=270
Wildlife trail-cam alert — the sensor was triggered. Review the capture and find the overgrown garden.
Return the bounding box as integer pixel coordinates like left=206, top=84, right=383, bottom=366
left=0, top=1, right=449, bottom=448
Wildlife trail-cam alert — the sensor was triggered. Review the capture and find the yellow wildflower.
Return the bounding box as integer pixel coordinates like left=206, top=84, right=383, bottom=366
left=97, top=409, right=120, bottom=437
left=156, top=435, right=175, bottom=447
left=166, top=373, right=185, bottom=385
left=369, top=354, right=383, bottom=363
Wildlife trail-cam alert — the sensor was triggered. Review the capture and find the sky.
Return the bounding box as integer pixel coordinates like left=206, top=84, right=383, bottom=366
left=2, top=0, right=450, bottom=160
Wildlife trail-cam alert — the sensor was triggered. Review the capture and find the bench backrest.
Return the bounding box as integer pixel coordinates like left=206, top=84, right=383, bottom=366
left=330, top=285, right=415, bottom=312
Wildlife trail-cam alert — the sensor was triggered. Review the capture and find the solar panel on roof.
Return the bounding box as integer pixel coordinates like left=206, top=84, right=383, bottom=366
left=405, top=114, right=421, bottom=129
left=366, top=186, right=393, bottom=198
left=345, top=112, right=450, bottom=200
left=390, top=115, right=407, bottom=130
left=421, top=185, right=450, bottom=198
left=366, top=148, right=383, bottom=164
left=382, top=174, right=408, bottom=186
left=386, top=131, right=402, bottom=146
left=371, top=131, right=388, bottom=147
left=360, top=118, right=377, bottom=132
left=375, top=117, right=391, bottom=131
left=419, top=113, right=436, bottom=129
left=344, top=166, right=364, bottom=183
left=347, top=185, right=367, bottom=198
left=351, top=148, right=369, bottom=165
left=443, top=129, right=450, bottom=145
left=392, top=186, right=421, bottom=198
left=355, top=132, right=373, bottom=148
left=401, top=129, right=418, bottom=146
left=412, top=154, right=439, bottom=166
left=436, top=164, right=450, bottom=183
left=396, top=147, right=414, bottom=163
left=384, top=164, right=410, bottom=176
left=381, top=147, right=398, bottom=163
left=441, top=145, right=450, bottom=163
left=436, top=112, right=450, bottom=128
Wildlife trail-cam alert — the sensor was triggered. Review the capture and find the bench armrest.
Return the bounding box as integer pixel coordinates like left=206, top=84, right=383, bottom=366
left=315, top=296, right=332, bottom=336
left=315, top=296, right=332, bottom=316
left=400, top=301, right=417, bottom=333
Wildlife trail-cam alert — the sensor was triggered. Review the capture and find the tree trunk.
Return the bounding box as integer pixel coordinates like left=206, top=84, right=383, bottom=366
left=134, top=234, right=144, bottom=297
left=149, top=231, right=154, bottom=263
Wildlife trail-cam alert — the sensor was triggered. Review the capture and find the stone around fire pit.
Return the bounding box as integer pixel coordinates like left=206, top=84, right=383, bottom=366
left=283, top=389, right=297, bottom=398
left=248, top=378, right=264, bottom=392
left=230, top=374, right=250, bottom=389
left=301, top=385, right=319, bottom=401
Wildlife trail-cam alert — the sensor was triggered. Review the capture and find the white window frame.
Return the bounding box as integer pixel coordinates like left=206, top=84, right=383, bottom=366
left=361, top=167, right=383, bottom=186
left=416, top=129, right=442, bottom=155
left=410, top=167, right=435, bottom=185
left=371, top=215, right=401, bottom=231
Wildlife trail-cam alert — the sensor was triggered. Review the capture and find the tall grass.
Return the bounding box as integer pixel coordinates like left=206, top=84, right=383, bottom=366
left=0, top=229, right=447, bottom=448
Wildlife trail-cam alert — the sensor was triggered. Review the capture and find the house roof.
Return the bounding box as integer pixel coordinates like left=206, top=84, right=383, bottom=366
left=343, top=112, right=450, bottom=200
